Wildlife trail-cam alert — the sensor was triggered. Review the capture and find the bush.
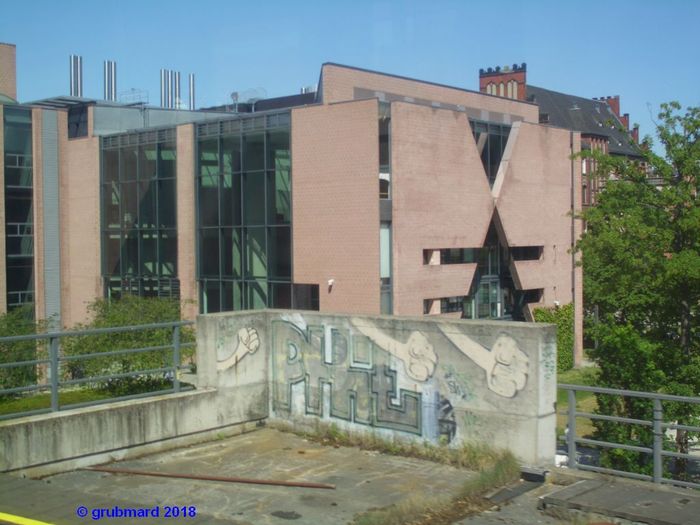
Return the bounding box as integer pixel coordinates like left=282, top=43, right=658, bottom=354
left=0, top=305, right=41, bottom=399
left=61, top=296, right=194, bottom=395
left=533, top=302, right=574, bottom=372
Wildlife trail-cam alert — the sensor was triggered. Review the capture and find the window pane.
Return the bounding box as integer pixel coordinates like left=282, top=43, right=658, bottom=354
left=139, top=144, right=157, bottom=180
left=268, top=226, right=291, bottom=279
left=267, top=130, right=289, bottom=172
left=202, top=281, right=221, bottom=314
left=139, top=179, right=156, bottom=228
left=198, top=175, right=219, bottom=227
left=267, top=170, right=290, bottom=224
left=121, top=182, right=138, bottom=228
left=245, top=279, right=268, bottom=309
left=199, top=139, right=219, bottom=178
left=220, top=172, right=241, bottom=226
left=270, top=282, right=292, bottom=309
left=103, top=149, right=119, bottom=182
left=103, top=182, right=120, bottom=229
left=159, top=230, right=177, bottom=276
left=221, top=228, right=242, bottom=278
left=243, top=133, right=264, bottom=171
left=245, top=227, right=267, bottom=278
left=122, top=232, right=139, bottom=275
left=104, top=232, right=121, bottom=276
left=222, top=135, right=241, bottom=174
left=120, top=146, right=138, bottom=181
left=158, top=179, right=176, bottom=228
left=243, top=172, right=265, bottom=225
left=141, top=231, right=157, bottom=275
left=221, top=280, right=243, bottom=312
left=200, top=228, right=220, bottom=277
left=158, top=142, right=176, bottom=179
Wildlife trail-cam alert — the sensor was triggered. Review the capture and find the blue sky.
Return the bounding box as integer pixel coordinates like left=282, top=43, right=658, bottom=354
left=2, top=0, right=698, bottom=145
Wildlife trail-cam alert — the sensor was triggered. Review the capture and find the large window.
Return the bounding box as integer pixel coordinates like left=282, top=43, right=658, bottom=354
left=3, top=107, right=34, bottom=310
left=470, top=120, right=511, bottom=187
left=196, top=112, right=293, bottom=313
left=101, top=130, right=179, bottom=299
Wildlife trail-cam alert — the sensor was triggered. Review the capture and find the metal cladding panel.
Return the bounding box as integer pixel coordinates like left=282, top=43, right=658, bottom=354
left=41, top=110, right=61, bottom=327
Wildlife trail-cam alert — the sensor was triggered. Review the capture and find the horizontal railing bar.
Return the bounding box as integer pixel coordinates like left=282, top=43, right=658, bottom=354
left=573, top=411, right=652, bottom=427
left=577, top=463, right=653, bottom=481
left=0, top=383, right=47, bottom=395
left=559, top=383, right=700, bottom=404
left=61, top=366, right=175, bottom=386
left=661, top=422, right=700, bottom=433
left=659, top=477, right=700, bottom=490
left=0, top=358, right=49, bottom=369
left=60, top=387, right=188, bottom=410
left=575, top=437, right=652, bottom=454
left=0, top=407, right=53, bottom=421
left=0, top=321, right=193, bottom=343
left=61, top=343, right=173, bottom=362
left=660, top=449, right=697, bottom=460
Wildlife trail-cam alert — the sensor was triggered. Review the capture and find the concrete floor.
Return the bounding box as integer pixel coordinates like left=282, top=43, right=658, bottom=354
left=10, top=428, right=477, bottom=525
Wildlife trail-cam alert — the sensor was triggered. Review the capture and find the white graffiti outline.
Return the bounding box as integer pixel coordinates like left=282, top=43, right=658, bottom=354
left=217, top=327, right=260, bottom=371
left=438, top=326, right=528, bottom=398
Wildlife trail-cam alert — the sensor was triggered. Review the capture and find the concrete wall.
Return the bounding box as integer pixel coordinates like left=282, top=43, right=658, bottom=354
left=199, top=310, right=557, bottom=466
left=0, top=390, right=264, bottom=474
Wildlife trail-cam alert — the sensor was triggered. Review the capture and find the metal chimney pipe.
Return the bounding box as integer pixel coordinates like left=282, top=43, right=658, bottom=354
left=188, top=73, right=195, bottom=110
left=166, top=70, right=173, bottom=108
left=70, top=55, right=83, bottom=97
left=111, top=61, right=116, bottom=101
left=160, top=69, right=166, bottom=107
left=174, top=71, right=180, bottom=109
left=103, top=61, right=108, bottom=100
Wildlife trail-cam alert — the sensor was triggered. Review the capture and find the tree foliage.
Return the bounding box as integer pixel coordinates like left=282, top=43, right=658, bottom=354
left=62, top=296, right=195, bottom=396
left=578, top=102, right=700, bottom=477
left=533, top=303, right=574, bottom=372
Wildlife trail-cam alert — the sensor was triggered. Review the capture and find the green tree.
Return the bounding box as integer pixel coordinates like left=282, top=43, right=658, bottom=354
left=577, top=102, right=700, bottom=478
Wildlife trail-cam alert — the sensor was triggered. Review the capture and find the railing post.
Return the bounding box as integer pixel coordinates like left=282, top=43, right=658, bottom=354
left=172, top=324, right=181, bottom=393
left=653, top=398, right=663, bottom=483
left=568, top=389, right=577, bottom=470
left=49, top=336, right=59, bottom=411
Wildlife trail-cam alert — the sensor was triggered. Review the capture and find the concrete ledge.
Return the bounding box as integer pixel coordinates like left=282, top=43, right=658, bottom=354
left=0, top=388, right=267, bottom=475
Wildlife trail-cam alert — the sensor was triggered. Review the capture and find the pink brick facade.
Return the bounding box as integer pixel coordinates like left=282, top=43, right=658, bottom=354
left=291, top=99, right=381, bottom=314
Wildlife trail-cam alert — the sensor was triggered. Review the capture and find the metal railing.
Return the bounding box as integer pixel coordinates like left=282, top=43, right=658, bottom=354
left=0, top=321, right=194, bottom=421
left=560, top=383, right=700, bottom=489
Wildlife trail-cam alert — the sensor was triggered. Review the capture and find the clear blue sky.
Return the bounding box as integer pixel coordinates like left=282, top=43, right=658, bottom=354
left=2, top=0, right=698, bottom=145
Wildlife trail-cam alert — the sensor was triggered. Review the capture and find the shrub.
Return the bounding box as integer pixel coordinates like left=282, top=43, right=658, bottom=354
left=0, top=305, right=41, bottom=399
left=61, top=296, right=194, bottom=395
left=533, top=302, right=574, bottom=371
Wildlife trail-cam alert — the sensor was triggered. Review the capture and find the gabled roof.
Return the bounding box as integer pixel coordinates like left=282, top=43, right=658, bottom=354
left=527, top=85, right=640, bottom=157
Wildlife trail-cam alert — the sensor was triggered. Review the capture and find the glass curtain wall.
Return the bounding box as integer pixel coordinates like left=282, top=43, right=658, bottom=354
left=3, top=107, right=34, bottom=310
left=196, top=113, right=291, bottom=314
left=101, top=130, right=178, bottom=298
left=469, top=120, right=511, bottom=187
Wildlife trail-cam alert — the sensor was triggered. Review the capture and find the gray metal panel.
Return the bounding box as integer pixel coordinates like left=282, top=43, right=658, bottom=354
left=42, top=110, right=61, bottom=328
left=379, top=199, right=392, bottom=221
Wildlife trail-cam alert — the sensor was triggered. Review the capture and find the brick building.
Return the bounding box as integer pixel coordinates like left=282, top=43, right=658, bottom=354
left=0, top=43, right=587, bottom=362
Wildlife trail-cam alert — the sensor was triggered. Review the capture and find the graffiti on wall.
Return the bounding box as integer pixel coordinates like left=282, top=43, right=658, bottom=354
left=272, top=320, right=423, bottom=434
left=269, top=317, right=530, bottom=440
left=217, top=327, right=260, bottom=371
